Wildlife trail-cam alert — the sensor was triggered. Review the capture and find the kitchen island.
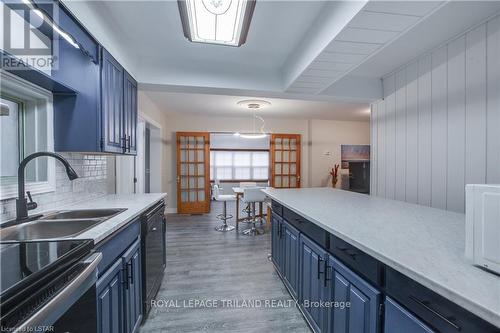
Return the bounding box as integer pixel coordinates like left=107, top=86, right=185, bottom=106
left=263, top=187, right=500, bottom=333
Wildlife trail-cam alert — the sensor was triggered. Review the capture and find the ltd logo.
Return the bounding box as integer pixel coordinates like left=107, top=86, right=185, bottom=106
left=1, top=0, right=59, bottom=71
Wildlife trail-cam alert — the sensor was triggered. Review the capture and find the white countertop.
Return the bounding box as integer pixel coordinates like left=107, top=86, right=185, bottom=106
left=263, top=187, right=500, bottom=328
left=66, top=193, right=166, bottom=244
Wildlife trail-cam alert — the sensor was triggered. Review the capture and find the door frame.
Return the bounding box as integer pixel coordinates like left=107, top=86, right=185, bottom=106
left=270, top=133, right=301, bottom=188
left=176, top=132, right=211, bottom=214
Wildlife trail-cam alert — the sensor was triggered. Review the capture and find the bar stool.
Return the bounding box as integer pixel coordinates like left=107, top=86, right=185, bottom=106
left=213, top=185, right=236, bottom=232
left=240, top=182, right=257, bottom=221
left=242, top=187, right=266, bottom=236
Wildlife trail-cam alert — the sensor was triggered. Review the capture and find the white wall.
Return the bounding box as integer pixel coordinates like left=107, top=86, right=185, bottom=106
left=138, top=91, right=169, bottom=195
left=162, top=114, right=310, bottom=211
left=371, top=15, right=500, bottom=213
left=137, top=100, right=371, bottom=212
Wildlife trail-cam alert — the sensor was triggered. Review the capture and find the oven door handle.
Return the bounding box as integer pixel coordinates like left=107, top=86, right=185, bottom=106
left=15, top=252, right=102, bottom=333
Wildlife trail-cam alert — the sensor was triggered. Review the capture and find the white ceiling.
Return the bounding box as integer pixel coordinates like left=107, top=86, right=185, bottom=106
left=65, top=0, right=326, bottom=91
left=345, top=0, right=500, bottom=79
left=63, top=0, right=500, bottom=119
left=143, top=90, right=371, bottom=121
left=285, top=1, right=444, bottom=94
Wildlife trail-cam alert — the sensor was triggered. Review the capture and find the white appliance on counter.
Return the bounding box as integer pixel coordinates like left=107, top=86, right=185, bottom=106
left=466, top=184, right=500, bottom=275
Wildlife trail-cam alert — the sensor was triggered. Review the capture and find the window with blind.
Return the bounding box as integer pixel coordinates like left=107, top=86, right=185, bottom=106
left=210, top=150, right=269, bottom=181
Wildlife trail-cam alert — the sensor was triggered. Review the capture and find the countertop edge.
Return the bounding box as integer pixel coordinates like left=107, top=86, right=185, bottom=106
left=263, top=189, right=500, bottom=328
left=73, top=193, right=167, bottom=244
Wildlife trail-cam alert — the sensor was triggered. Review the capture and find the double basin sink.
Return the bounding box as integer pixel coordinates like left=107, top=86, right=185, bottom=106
left=0, top=208, right=126, bottom=241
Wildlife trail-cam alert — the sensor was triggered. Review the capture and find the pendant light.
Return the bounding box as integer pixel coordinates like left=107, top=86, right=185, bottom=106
left=234, top=99, right=270, bottom=139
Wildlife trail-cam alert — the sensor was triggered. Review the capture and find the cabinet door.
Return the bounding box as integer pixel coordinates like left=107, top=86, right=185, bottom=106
left=101, top=48, right=124, bottom=153
left=299, top=234, right=328, bottom=333
left=283, top=221, right=300, bottom=298
left=327, top=255, right=381, bottom=333
left=96, top=259, right=124, bottom=333
left=122, top=238, right=142, bottom=333
left=271, top=213, right=281, bottom=268
left=384, top=297, right=435, bottom=333
left=123, top=70, right=137, bottom=155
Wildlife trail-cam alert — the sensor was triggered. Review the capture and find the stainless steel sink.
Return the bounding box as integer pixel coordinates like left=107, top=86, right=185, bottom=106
left=0, top=219, right=103, bottom=241
left=42, top=208, right=126, bottom=220
left=0, top=208, right=127, bottom=241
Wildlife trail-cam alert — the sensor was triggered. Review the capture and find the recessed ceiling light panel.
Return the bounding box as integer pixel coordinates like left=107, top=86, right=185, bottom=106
left=178, top=0, right=256, bottom=47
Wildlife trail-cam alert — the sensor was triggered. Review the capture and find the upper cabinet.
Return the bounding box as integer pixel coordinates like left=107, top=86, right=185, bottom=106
left=14, top=2, right=140, bottom=155
left=99, top=48, right=138, bottom=155
left=123, top=71, right=138, bottom=155
left=54, top=45, right=137, bottom=155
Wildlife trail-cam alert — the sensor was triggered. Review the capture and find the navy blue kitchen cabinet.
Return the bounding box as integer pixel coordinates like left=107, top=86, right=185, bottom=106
left=101, top=48, right=125, bottom=154
left=96, top=259, right=124, bottom=333
left=326, top=256, right=381, bottom=333
left=123, top=70, right=138, bottom=155
left=122, top=238, right=142, bottom=333
left=271, top=213, right=284, bottom=273
left=283, top=220, right=300, bottom=298
left=272, top=213, right=299, bottom=298
left=299, top=234, right=328, bottom=333
left=384, top=297, right=435, bottom=333
left=96, top=221, right=142, bottom=333
left=100, top=48, right=138, bottom=155
left=48, top=2, right=138, bottom=154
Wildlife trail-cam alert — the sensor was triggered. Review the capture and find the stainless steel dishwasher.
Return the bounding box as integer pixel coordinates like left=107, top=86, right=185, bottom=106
left=141, top=200, right=166, bottom=318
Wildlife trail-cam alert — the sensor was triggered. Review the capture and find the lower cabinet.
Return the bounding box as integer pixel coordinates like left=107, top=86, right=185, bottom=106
left=326, top=256, right=381, bottom=333
left=272, top=213, right=300, bottom=298
left=97, top=237, right=142, bottom=333
left=299, top=234, right=329, bottom=332
left=283, top=221, right=300, bottom=298
left=275, top=219, right=382, bottom=333
left=271, top=213, right=285, bottom=273
left=384, top=297, right=435, bottom=333
left=122, top=239, right=142, bottom=333
left=97, top=259, right=124, bottom=333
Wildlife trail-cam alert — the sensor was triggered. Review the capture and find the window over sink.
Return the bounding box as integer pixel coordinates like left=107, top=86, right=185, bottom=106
left=0, top=71, right=55, bottom=200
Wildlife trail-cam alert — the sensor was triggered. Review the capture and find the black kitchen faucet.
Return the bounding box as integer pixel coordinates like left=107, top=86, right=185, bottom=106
left=16, top=152, right=78, bottom=221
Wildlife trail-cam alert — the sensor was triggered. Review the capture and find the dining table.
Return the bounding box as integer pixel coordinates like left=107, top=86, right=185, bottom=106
left=232, top=187, right=271, bottom=229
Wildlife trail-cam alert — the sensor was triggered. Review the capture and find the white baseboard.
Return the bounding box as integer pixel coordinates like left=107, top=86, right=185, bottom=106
left=165, top=208, right=177, bottom=214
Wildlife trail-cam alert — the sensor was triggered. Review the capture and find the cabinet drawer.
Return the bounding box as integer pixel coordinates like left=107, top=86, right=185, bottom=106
left=329, top=234, right=383, bottom=287
left=96, top=219, right=140, bottom=275
left=284, top=207, right=328, bottom=248
left=385, top=297, right=435, bottom=333
left=271, top=200, right=283, bottom=217
left=385, top=267, right=499, bottom=333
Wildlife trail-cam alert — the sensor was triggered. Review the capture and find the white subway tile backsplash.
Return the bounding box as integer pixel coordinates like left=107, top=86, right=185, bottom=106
left=0, top=153, right=112, bottom=222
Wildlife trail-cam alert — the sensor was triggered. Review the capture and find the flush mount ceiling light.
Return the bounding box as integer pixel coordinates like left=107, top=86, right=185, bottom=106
left=237, top=99, right=271, bottom=110
left=178, top=0, right=256, bottom=47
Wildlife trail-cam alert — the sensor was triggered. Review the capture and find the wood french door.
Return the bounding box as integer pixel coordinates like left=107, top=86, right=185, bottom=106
left=270, top=134, right=301, bottom=188
left=176, top=132, right=210, bottom=214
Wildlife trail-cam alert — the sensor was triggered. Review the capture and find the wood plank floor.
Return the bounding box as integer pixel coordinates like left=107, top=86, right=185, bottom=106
left=140, top=201, right=310, bottom=333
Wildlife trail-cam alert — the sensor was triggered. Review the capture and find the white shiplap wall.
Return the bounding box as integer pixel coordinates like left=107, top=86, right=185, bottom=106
left=371, top=15, right=500, bottom=213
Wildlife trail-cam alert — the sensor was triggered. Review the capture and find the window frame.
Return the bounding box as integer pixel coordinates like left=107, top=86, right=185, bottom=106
left=210, top=148, right=269, bottom=182
left=0, top=71, right=55, bottom=200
